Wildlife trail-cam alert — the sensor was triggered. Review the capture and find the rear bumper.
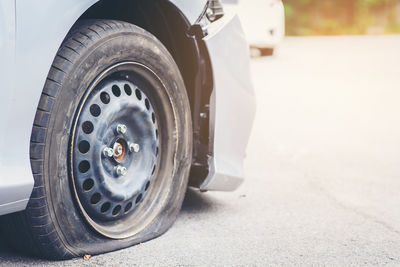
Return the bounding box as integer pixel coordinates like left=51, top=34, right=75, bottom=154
left=200, top=13, right=256, bottom=191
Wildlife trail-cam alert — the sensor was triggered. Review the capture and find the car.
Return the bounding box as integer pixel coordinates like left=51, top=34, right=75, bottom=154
left=0, top=0, right=255, bottom=260
left=222, top=0, right=285, bottom=55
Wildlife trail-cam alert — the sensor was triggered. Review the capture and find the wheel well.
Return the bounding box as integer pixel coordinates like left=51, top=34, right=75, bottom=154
left=79, top=0, right=201, bottom=114
left=78, top=0, right=213, bottom=185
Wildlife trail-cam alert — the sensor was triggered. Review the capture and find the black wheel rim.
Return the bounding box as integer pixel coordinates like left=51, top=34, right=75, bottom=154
left=69, top=62, right=172, bottom=239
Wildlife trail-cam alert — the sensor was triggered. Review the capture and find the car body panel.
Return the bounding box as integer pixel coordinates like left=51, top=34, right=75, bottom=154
left=0, top=0, right=254, bottom=214
left=0, top=0, right=34, bottom=216
left=0, top=0, right=100, bottom=215
left=200, top=12, right=255, bottom=191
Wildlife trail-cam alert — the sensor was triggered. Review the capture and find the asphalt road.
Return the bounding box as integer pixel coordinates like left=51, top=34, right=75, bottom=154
left=1, top=36, right=400, bottom=266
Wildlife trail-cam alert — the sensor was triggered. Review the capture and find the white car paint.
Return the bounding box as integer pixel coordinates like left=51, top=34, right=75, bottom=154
left=201, top=13, right=255, bottom=191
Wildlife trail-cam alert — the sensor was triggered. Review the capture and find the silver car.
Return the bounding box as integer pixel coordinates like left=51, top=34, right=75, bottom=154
left=0, top=0, right=255, bottom=259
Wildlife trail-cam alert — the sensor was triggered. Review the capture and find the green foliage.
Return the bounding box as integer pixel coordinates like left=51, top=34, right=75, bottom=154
left=284, top=0, right=400, bottom=35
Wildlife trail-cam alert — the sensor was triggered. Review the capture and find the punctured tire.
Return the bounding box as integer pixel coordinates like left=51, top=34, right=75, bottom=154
left=0, top=19, right=192, bottom=259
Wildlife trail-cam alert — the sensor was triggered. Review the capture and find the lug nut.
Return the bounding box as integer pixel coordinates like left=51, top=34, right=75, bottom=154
left=116, top=166, right=127, bottom=176
left=103, top=147, right=114, bottom=157
left=129, top=143, right=140, bottom=153
left=116, top=124, right=127, bottom=134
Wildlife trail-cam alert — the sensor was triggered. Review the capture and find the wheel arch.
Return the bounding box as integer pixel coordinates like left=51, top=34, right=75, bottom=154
left=78, top=0, right=206, bottom=128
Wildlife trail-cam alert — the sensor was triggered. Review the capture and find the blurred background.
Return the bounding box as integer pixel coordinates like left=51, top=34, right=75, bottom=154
left=285, top=0, right=400, bottom=36
left=223, top=0, right=400, bottom=56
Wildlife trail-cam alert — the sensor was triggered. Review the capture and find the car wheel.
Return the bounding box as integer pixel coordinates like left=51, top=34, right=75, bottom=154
left=0, top=19, right=192, bottom=259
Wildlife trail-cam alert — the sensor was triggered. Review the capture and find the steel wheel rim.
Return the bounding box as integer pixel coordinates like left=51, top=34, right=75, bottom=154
left=69, top=62, right=174, bottom=239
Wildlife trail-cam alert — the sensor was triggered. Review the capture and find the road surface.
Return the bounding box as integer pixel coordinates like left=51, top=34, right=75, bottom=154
left=1, top=36, right=400, bottom=266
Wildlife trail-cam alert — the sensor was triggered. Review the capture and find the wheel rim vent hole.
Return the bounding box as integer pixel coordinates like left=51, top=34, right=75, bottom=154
left=125, top=202, right=133, bottom=213
left=90, top=193, right=101, bottom=204
left=78, top=140, right=90, bottom=154
left=145, top=99, right=150, bottom=110
left=82, top=121, right=94, bottom=134
left=124, top=84, right=132, bottom=96
left=100, top=92, right=110, bottom=104
left=135, top=89, right=142, bottom=100
left=151, top=113, right=155, bottom=124
left=135, top=194, right=142, bottom=204
left=112, top=85, right=121, bottom=97
left=83, top=178, right=94, bottom=191
left=112, top=205, right=121, bottom=216
left=101, top=202, right=111, bottom=213
left=145, top=181, right=150, bottom=191
left=90, top=104, right=101, bottom=117
left=78, top=160, right=90, bottom=173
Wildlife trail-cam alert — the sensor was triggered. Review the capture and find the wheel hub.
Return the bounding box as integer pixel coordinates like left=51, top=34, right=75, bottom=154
left=112, top=139, right=126, bottom=163
left=71, top=79, right=159, bottom=222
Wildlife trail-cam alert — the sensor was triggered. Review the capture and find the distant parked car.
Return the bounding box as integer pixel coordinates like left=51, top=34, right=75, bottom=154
left=222, top=0, right=285, bottom=55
